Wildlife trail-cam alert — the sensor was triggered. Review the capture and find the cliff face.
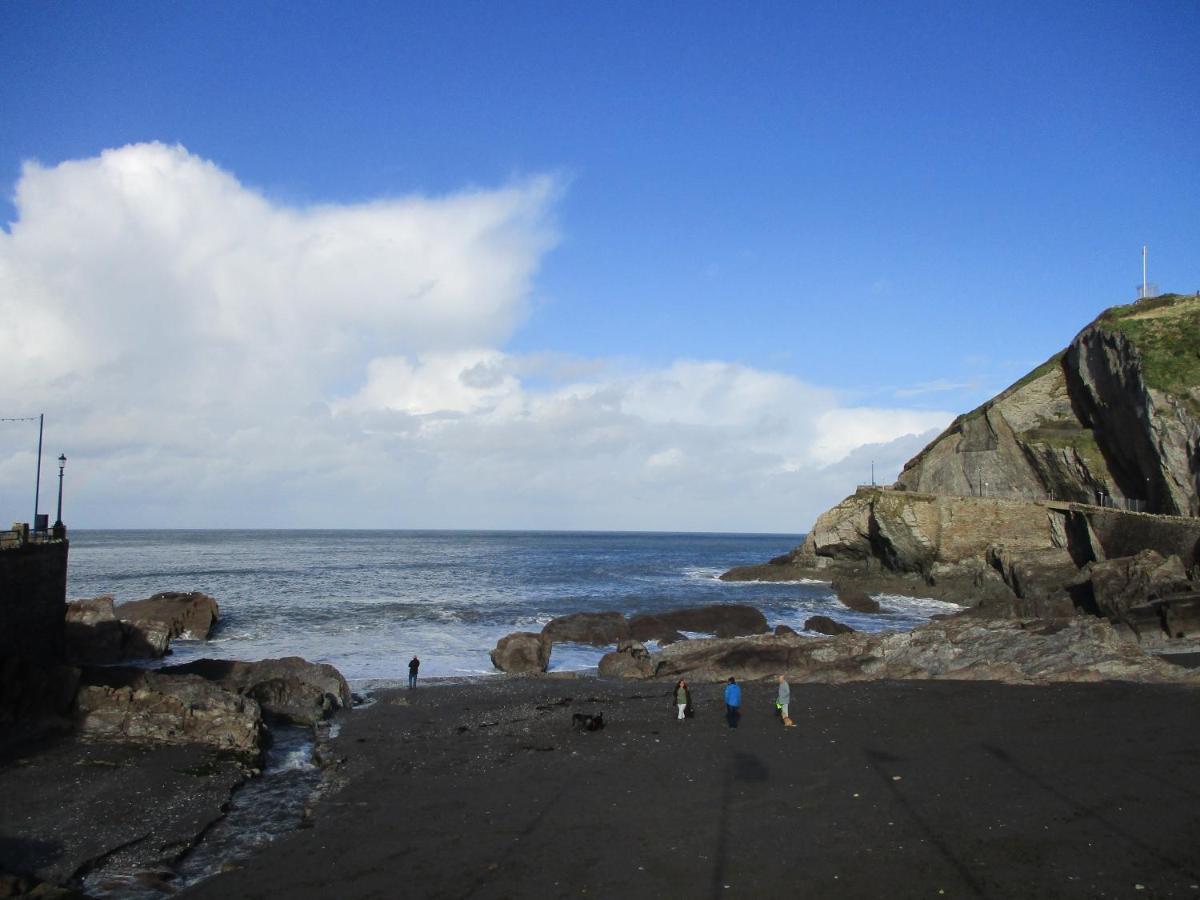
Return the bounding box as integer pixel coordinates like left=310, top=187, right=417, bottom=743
left=896, top=293, right=1200, bottom=516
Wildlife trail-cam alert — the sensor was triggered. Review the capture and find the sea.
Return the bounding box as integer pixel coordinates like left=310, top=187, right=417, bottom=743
left=66, top=529, right=959, bottom=687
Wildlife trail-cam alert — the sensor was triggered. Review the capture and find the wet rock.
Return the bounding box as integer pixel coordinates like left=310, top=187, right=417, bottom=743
left=541, top=611, right=629, bottom=646
left=490, top=632, right=550, bottom=674
left=598, top=639, right=654, bottom=679
left=774, top=624, right=798, bottom=636
left=804, top=615, right=854, bottom=636
left=162, top=657, right=352, bottom=726
left=75, top=668, right=264, bottom=752
left=833, top=581, right=880, bottom=613
left=117, top=591, right=220, bottom=641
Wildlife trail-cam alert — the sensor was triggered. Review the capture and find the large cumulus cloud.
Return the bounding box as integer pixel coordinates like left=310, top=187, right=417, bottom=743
left=0, top=144, right=950, bottom=530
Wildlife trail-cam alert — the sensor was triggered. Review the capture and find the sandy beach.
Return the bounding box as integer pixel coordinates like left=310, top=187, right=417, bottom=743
left=166, top=675, right=1200, bottom=899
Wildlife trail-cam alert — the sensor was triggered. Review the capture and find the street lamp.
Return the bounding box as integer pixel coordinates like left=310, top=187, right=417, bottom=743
left=53, top=454, right=66, bottom=538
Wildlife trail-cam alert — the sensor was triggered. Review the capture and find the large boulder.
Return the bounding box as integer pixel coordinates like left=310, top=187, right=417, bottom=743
left=75, top=669, right=264, bottom=753
left=117, top=591, right=220, bottom=641
left=833, top=581, right=880, bottom=614
left=161, top=657, right=351, bottom=725
left=598, top=639, right=654, bottom=679
left=490, top=632, right=551, bottom=674
left=805, top=615, right=854, bottom=636
left=541, top=611, right=629, bottom=646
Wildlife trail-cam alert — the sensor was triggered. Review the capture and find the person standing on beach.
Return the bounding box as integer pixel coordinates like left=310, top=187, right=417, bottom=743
left=724, top=676, right=741, bottom=728
left=674, top=679, right=691, bottom=721
left=777, top=674, right=795, bottom=727
left=408, top=655, right=420, bottom=689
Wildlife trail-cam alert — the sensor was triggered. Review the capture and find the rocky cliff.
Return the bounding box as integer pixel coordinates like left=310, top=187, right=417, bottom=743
left=723, top=294, right=1200, bottom=634
left=896, top=293, right=1200, bottom=516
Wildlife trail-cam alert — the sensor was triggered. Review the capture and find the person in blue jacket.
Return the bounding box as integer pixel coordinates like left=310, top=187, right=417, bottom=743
left=724, top=676, right=741, bottom=728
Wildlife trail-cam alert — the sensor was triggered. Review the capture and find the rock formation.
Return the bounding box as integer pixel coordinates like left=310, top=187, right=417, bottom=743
left=896, top=293, right=1200, bottom=516
left=490, top=632, right=551, bottom=673
left=598, top=639, right=654, bottom=679
left=161, top=657, right=351, bottom=725
left=646, top=617, right=1199, bottom=685
left=723, top=294, right=1200, bottom=634
left=64, top=591, right=220, bottom=663
left=116, top=591, right=219, bottom=641
left=75, top=669, right=264, bottom=753
left=833, top=581, right=879, bottom=613
left=804, top=615, right=854, bottom=636
left=539, top=604, right=771, bottom=649
left=541, top=611, right=629, bottom=646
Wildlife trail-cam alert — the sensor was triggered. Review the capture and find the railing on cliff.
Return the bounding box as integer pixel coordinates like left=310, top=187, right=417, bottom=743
left=855, top=484, right=1163, bottom=516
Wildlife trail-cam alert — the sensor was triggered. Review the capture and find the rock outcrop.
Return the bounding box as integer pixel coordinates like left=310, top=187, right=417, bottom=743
left=631, top=604, right=769, bottom=639
left=804, top=615, right=854, bottom=636
left=75, top=669, right=264, bottom=753
left=541, top=611, right=629, bottom=646
left=647, top=617, right=1199, bottom=685
left=723, top=294, right=1200, bottom=626
left=161, top=657, right=351, bottom=725
left=834, top=581, right=879, bottom=613
left=64, top=592, right=221, bottom=663
left=598, top=639, right=654, bottom=679
left=539, top=604, right=772, bottom=649
left=490, top=632, right=551, bottom=674
left=117, top=591, right=219, bottom=641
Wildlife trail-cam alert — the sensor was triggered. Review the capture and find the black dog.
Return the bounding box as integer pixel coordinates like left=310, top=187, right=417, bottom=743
left=571, top=712, right=605, bottom=732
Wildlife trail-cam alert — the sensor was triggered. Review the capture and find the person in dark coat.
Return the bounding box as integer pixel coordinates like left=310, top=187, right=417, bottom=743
left=408, top=655, right=420, bottom=689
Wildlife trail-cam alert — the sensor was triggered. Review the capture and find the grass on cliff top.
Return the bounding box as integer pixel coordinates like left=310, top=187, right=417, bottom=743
left=1098, top=293, right=1200, bottom=404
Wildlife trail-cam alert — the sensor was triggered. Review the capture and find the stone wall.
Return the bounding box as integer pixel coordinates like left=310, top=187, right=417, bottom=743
left=0, top=539, right=69, bottom=660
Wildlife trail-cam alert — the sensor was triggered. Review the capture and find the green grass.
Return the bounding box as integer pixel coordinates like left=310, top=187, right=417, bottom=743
left=1097, top=293, right=1200, bottom=410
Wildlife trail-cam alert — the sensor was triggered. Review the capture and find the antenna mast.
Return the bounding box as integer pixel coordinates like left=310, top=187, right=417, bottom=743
left=1142, top=245, right=1148, bottom=299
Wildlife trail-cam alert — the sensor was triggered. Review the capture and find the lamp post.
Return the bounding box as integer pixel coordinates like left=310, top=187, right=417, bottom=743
left=53, top=454, right=66, bottom=539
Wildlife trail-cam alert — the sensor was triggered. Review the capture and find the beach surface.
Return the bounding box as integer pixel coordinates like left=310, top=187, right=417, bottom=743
left=175, top=676, right=1200, bottom=900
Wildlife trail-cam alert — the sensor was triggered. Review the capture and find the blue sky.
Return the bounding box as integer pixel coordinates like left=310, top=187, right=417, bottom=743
left=0, top=2, right=1197, bottom=530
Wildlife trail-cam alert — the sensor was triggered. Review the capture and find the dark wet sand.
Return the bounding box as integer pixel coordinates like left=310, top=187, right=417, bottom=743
left=177, top=677, right=1200, bottom=900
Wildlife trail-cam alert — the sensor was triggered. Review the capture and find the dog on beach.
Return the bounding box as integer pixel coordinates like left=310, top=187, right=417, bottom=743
left=571, top=712, right=605, bottom=732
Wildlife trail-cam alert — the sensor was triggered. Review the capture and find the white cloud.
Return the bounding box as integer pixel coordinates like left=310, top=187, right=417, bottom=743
left=0, top=144, right=954, bottom=531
